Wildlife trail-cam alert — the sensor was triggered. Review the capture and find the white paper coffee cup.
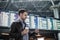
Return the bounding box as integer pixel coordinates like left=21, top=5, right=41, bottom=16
left=25, top=27, right=29, bottom=29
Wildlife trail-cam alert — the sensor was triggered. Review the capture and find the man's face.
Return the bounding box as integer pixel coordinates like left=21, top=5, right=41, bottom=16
left=20, top=12, right=28, bottom=20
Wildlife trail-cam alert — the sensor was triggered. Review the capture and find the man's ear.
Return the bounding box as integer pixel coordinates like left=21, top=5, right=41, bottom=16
left=20, top=13, right=22, bottom=16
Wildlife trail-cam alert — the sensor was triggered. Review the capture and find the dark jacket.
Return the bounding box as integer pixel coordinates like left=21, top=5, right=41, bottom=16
left=10, top=21, right=25, bottom=40
left=10, top=21, right=37, bottom=40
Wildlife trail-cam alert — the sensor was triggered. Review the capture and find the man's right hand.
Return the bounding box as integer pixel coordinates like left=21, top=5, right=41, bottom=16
left=21, top=29, right=29, bottom=35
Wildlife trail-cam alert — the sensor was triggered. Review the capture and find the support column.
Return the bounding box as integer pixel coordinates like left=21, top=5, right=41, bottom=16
left=50, top=5, right=59, bottom=30
left=53, top=8, right=59, bottom=19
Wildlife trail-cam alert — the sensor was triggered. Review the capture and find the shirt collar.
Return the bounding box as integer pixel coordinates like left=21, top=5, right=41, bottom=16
left=17, top=17, right=25, bottom=22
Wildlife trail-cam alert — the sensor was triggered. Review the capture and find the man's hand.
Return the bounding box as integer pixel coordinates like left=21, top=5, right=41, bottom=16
left=21, top=29, right=29, bottom=35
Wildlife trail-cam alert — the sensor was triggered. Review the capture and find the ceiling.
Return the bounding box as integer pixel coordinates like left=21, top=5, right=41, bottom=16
left=0, top=0, right=60, bottom=17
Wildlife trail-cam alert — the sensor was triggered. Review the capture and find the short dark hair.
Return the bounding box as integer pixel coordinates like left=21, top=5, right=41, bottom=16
left=18, top=9, right=27, bottom=15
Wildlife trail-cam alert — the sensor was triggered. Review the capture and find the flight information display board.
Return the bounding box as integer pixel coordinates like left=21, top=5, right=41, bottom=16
left=0, top=12, right=60, bottom=30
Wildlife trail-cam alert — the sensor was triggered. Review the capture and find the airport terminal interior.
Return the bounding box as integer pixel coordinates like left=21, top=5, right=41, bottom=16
left=0, top=0, right=60, bottom=40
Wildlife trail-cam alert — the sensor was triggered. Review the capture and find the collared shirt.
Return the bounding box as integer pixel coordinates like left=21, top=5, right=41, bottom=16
left=16, top=17, right=29, bottom=40
left=21, top=20, right=29, bottom=40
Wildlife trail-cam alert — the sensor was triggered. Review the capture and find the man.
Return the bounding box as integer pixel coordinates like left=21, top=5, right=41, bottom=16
left=10, top=9, right=29, bottom=40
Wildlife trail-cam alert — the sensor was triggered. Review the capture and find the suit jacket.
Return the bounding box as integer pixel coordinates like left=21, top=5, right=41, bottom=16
left=10, top=20, right=37, bottom=40
left=10, top=21, right=25, bottom=40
